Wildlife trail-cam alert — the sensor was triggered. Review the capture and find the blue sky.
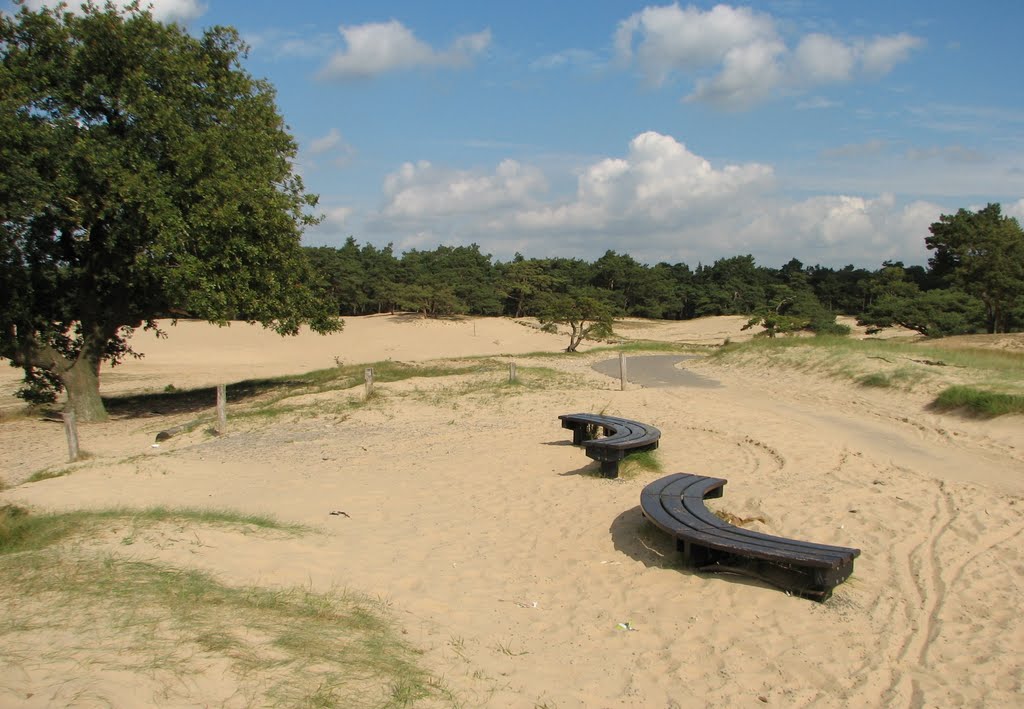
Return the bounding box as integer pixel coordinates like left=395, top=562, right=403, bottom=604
left=11, top=0, right=1024, bottom=267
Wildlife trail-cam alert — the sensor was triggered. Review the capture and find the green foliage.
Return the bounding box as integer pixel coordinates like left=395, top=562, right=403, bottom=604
left=16, top=366, right=63, bottom=404
left=299, top=211, right=1024, bottom=345
left=692, top=255, right=767, bottom=316
left=743, top=284, right=847, bottom=338
left=0, top=3, right=338, bottom=420
left=499, top=256, right=558, bottom=317
left=399, top=244, right=503, bottom=316
left=926, top=204, right=1024, bottom=333
left=931, top=386, right=1024, bottom=418
left=534, top=288, right=617, bottom=352
left=859, top=288, right=985, bottom=337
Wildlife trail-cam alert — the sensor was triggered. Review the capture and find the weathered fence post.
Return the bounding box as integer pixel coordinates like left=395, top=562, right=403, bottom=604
left=216, top=384, right=227, bottom=434
left=619, top=352, right=628, bottom=391
left=509, top=361, right=517, bottom=383
left=364, top=368, right=375, bottom=398
left=62, top=410, right=79, bottom=462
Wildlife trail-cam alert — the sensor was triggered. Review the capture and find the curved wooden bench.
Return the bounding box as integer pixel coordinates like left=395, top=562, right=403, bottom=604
left=559, top=413, right=661, bottom=478
left=640, top=473, right=860, bottom=601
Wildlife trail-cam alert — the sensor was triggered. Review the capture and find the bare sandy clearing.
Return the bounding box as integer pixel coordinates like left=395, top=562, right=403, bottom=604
left=1, top=315, right=1021, bottom=708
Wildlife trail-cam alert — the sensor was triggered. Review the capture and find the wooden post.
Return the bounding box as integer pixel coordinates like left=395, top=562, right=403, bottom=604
left=509, top=361, right=517, bottom=383
left=216, top=384, right=227, bottom=435
left=619, top=352, right=628, bottom=391
left=364, top=367, right=375, bottom=398
left=62, top=411, right=79, bottom=462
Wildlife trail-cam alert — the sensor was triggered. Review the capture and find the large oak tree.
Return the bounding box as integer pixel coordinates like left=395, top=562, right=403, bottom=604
left=1, top=1, right=339, bottom=421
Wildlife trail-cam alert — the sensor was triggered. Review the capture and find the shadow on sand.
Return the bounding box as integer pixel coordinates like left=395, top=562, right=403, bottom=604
left=101, top=375, right=326, bottom=419
left=609, top=504, right=780, bottom=594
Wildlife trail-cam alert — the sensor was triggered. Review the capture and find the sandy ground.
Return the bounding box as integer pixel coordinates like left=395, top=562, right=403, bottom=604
left=1, top=315, right=1022, bottom=708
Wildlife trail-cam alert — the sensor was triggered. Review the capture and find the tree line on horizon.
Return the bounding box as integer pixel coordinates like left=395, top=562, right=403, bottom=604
left=305, top=202, right=1024, bottom=340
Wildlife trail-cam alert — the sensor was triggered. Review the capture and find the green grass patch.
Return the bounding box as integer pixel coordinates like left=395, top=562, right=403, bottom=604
left=857, top=372, right=892, bottom=388
left=0, top=505, right=307, bottom=556
left=592, top=340, right=697, bottom=354
left=619, top=449, right=663, bottom=477
left=930, top=386, right=1024, bottom=418
left=0, top=506, right=456, bottom=707
left=714, top=334, right=1023, bottom=373
left=711, top=335, right=1023, bottom=398
left=576, top=449, right=662, bottom=480
left=105, top=359, right=498, bottom=420
left=23, top=467, right=74, bottom=484
left=0, top=553, right=448, bottom=707
left=857, top=367, right=919, bottom=389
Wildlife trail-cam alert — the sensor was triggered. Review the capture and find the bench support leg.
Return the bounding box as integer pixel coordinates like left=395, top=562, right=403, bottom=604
left=600, top=460, right=619, bottom=478
left=571, top=424, right=599, bottom=445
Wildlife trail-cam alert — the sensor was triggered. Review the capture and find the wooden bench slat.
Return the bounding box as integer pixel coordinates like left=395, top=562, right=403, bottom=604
left=652, top=476, right=857, bottom=563
left=643, top=494, right=844, bottom=567
left=559, top=413, right=661, bottom=478
left=664, top=497, right=849, bottom=567
left=640, top=472, right=860, bottom=600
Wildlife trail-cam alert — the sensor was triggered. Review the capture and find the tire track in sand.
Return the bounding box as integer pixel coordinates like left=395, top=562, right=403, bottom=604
left=879, top=479, right=955, bottom=707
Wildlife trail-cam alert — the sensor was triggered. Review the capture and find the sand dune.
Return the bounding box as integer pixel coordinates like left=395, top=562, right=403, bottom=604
left=1, top=315, right=1021, bottom=707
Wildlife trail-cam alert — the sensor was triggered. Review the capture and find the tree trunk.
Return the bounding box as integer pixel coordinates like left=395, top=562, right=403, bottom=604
left=63, top=353, right=108, bottom=422
left=567, top=321, right=586, bottom=352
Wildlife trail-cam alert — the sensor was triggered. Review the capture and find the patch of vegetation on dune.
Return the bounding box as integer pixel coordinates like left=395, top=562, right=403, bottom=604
left=0, top=506, right=308, bottom=556
left=708, top=336, right=1024, bottom=414
left=0, top=505, right=458, bottom=707
left=930, top=386, right=1024, bottom=418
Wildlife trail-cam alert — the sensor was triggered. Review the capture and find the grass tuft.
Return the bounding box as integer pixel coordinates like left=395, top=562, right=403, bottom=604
left=709, top=335, right=1022, bottom=409
left=619, top=450, right=663, bottom=478
left=0, top=507, right=455, bottom=707
left=23, top=467, right=74, bottom=484
left=857, top=372, right=892, bottom=388
left=0, top=506, right=307, bottom=556
left=592, top=340, right=697, bottom=354
left=930, top=386, right=1024, bottom=418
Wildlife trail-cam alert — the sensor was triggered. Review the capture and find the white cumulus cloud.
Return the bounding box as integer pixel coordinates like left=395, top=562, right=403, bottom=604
left=615, top=3, right=775, bottom=85
left=320, top=206, right=353, bottom=227
left=303, top=128, right=355, bottom=168
left=357, top=131, right=954, bottom=267
left=1006, top=198, right=1024, bottom=222
left=515, top=131, right=774, bottom=230
left=687, top=38, right=786, bottom=109
left=319, top=20, right=491, bottom=80
left=859, top=33, right=925, bottom=75
left=19, top=0, right=206, bottom=22
left=381, top=159, right=547, bottom=219
left=738, top=194, right=943, bottom=264
left=792, top=34, right=856, bottom=83
left=614, top=3, right=923, bottom=109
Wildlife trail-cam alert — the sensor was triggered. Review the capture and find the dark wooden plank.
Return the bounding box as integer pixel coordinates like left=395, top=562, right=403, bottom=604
left=661, top=496, right=847, bottom=568
left=639, top=473, right=861, bottom=599
left=677, top=495, right=858, bottom=562
left=560, top=413, right=661, bottom=445
left=646, top=474, right=859, bottom=566
left=560, top=413, right=662, bottom=478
